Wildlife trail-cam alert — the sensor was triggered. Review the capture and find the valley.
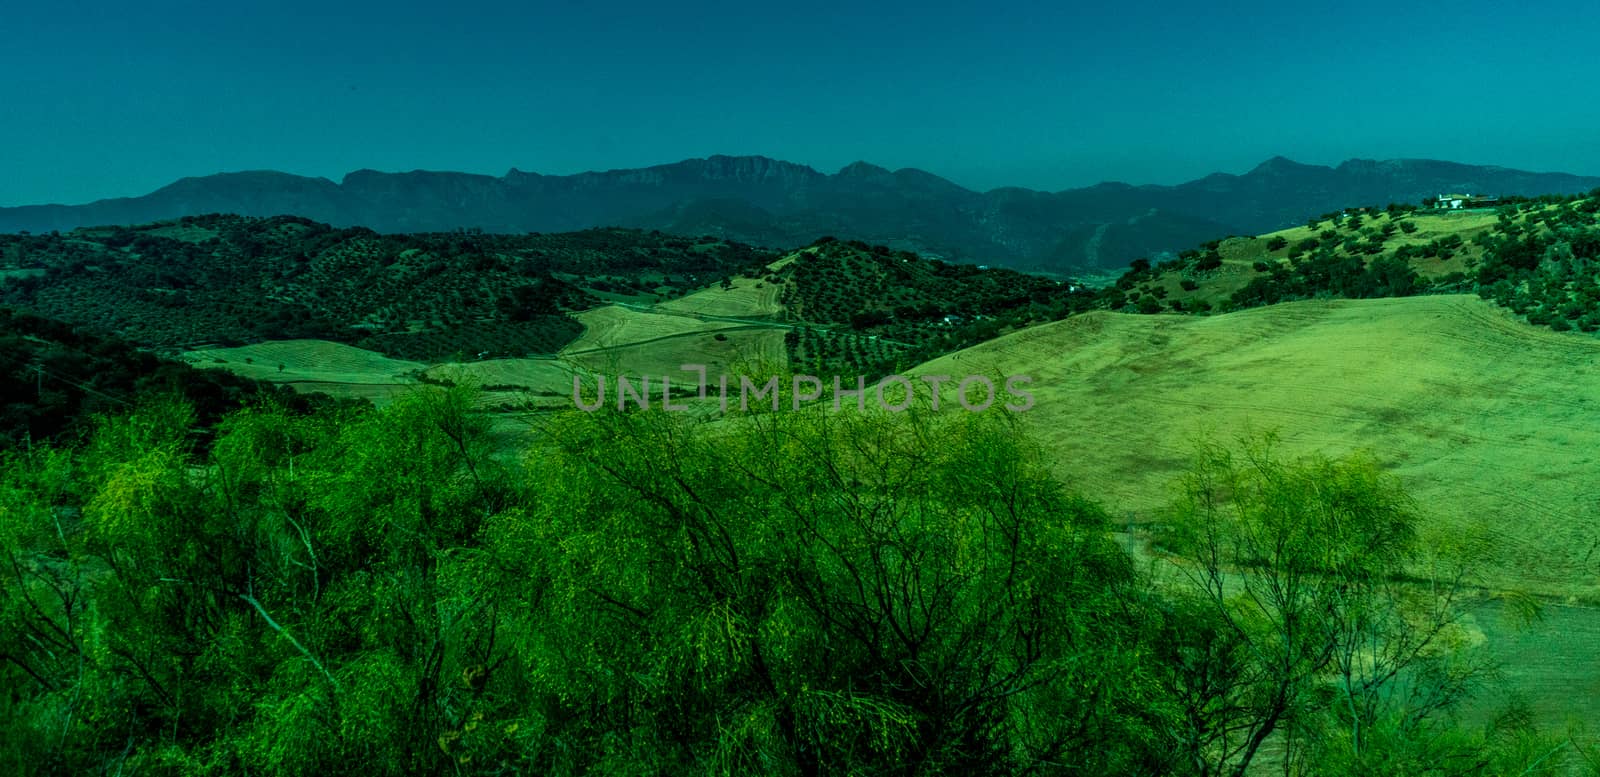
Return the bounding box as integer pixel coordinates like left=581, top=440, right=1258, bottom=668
left=4, top=196, right=1600, bottom=774
left=14, top=2, right=1600, bottom=771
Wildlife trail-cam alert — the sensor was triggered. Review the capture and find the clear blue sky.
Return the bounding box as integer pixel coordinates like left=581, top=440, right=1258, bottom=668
left=4, top=0, right=1598, bottom=205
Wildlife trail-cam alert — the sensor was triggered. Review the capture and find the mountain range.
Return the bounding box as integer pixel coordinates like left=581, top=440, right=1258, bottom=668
left=4, top=155, right=1598, bottom=273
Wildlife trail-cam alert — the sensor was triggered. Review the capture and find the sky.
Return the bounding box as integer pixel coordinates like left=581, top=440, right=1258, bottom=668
left=3, top=0, right=1599, bottom=205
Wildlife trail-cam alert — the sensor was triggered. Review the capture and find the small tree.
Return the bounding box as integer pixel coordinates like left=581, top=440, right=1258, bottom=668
left=1159, top=437, right=1492, bottom=776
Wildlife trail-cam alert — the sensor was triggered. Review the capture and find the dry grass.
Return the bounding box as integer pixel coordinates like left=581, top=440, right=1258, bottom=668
left=184, top=340, right=424, bottom=384
left=912, top=293, right=1600, bottom=728
left=181, top=340, right=427, bottom=406
left=565, top=302, right=789, bottom=378
left=912, top=294, right=1600, bottom=600
left=567, top=305, right=743, bottom=351
left=423, top=358, right=579, bottom=395
left=182, top=297, right=796, bottom=410
left=655, top=278, right=783, bottom=318
left=564, top=328, right=786, bottom=379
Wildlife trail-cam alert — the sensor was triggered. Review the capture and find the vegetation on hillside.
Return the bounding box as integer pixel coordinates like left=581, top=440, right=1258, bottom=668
left=778, top=237, right=1098, bottom=377
left=0, top=218, right=1108, bottom=382
left=1104, top=193, right=1600, bottom=335
left=4, top=202, right=1600, bottom=774
left=0, top=306, right=342, bottom=446
left=752, top=192, right=1598, bottom=380
left=0, top=215, right=776, bottom=360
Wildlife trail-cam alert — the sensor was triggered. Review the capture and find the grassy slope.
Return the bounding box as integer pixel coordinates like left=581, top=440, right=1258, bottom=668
left=911, top=292, right=1600, bottom=727
left=181, top=302, right=791, bottom=408
left=567, top=305, right=747, bottom=350
left=184, top=339, right=425, bottom=384
left=564, top=304, right=787, bottom=376
left=912, top=294, right=1600, bottom=599
left=655, top=275, right=785, bottom=318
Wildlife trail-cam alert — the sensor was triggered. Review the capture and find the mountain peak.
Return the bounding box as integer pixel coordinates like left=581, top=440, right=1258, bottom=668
left=838, top=160, right=892, bottom=178
left=6, top=155, right=1599, bottom=276
left=671, top=155, right=819, bottom=183
left=1247, top=156, right=1320, bottom=175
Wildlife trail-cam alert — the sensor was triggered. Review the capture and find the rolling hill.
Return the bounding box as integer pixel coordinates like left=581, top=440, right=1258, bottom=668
left=5, top=155, right=1598, bottom=274
left=0, top=219, right=1093, bottom=386
left=0, top=307, right=342, bottom=444
left=0, top=214, right=778, bottom=359
left=912, top=294, right=1600, bottom=599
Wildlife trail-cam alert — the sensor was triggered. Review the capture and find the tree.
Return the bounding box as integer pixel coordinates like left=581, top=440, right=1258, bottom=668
left=508, top=403, right=1158, bottom=774
left=1159, top=437, right=1493, bottom=776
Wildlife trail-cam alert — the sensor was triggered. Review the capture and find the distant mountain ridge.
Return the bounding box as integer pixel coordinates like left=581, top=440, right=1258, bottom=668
left=4, top=155, right=1597, bottom=273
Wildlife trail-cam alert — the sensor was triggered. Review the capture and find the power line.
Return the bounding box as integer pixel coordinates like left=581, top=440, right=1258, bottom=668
left=28, top=362, right=137, bottom=408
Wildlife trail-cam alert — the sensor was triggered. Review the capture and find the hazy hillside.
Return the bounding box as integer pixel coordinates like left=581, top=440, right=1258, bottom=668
left=5, top=155, right=1597, bottom=274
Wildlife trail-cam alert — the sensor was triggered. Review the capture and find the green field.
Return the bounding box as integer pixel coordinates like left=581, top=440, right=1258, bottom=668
left=180, top=300, right=794, bottom=412
left=183, top=340, right=426, bottom=406
left=914, top=294, right=1600, bottom=598
left=908, top=294, right=1600, bottom=732
left=11, top=212, right=1600, bottom=773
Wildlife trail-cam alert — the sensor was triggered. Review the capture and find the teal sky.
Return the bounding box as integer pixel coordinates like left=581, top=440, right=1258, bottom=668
left=4, top=0, right=1598, bottom=205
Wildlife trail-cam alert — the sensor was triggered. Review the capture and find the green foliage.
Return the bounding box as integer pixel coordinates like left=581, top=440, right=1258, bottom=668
left=0, top=389, right=1580, bottom=775
left=1153, top=438, right=1535, bottom=776
left=0, top=217, right=775, bottom=360
left=0, top=306, right=341, bottom=446
left=502, top=406, right=1159, bottom=774
left=782, top=240, right=1095, bottom=375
